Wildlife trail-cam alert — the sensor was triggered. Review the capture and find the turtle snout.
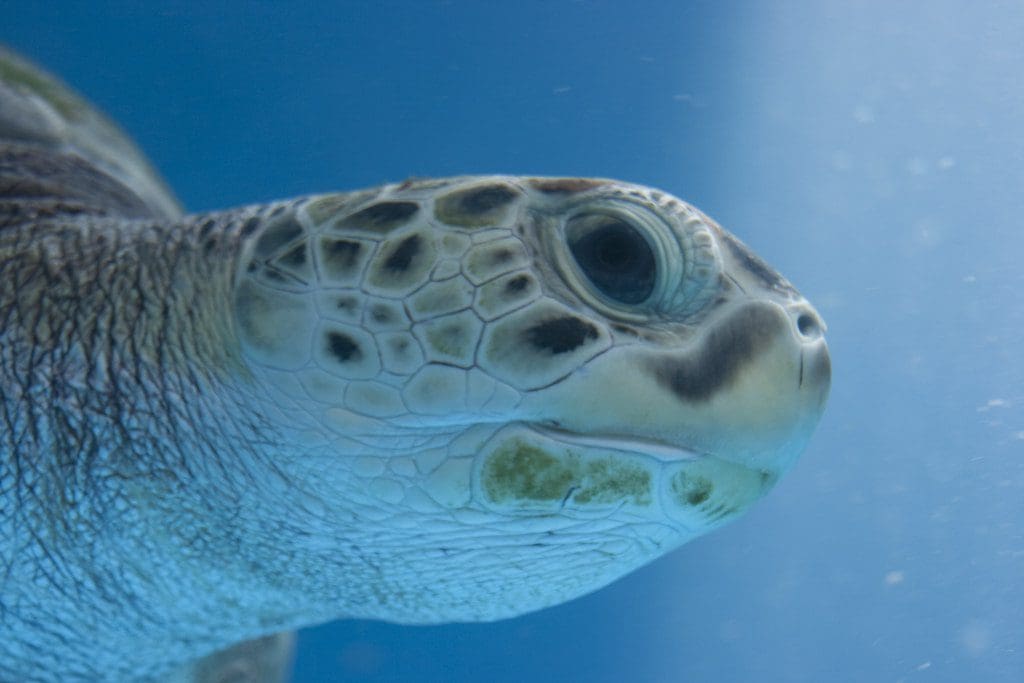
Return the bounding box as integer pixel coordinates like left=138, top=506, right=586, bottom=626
left=789, top=302, right=826, bottom=342
left=670, top=299, right=830, bottom=474
left=787, top=302, right=830, bottom=422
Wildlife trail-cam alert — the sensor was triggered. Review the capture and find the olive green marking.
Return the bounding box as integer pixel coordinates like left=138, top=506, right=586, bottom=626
left=527, top=178, right=607, bottom=194
left=364, top=300, right=408, bottom=331
left=337, top=201, right=420, bottom=234
left=305, top=190, right=377, bottom=225
left=440, top=232, right=471, bottom=257
left=671, top=472, right=714, bottom=506
left=277, top=243, right=307, bottom=269
left=667, top=459, right=771, bottom=523
left=233, top=281, right=315, bottom=369
left=425, top=324, right=471, bottom=361
left=366, top=232, right=437, bottom=294
left=318, top=237, right=371, bottom=286
left=462, top=237, right=530, bottom=284
left=269, top=242, right=312, bottom=284
left=434, top=182, right=520, bottom=228
left=473, top=271, right=538, bottom=320
left=572, top=459, right=651, bottom=506
left=408, top=277, right=473, bottom=318
left=482, top=439, right=652, bottom=507
left=484, top=440, right=574, bottom=503
left=0, top=51, right=84, bottom=119
left=253, top=216, right=304, bottom=259
left=395, top=177, right=449, bottom=192
left=415, top=311, right=480, bottom=366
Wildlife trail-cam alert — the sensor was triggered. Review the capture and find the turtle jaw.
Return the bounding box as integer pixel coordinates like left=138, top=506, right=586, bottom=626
left=471, top=420, right=783, bottom=541
left=521, top=424, right=780, bottom=531
left=492, top=297, right=831, bottom=534
left=522, top=300, right=831, bottom=474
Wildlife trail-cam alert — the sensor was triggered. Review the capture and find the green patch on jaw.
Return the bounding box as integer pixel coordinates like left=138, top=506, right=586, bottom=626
left=672, top=474, right=714, bottom=506
left=484, top=440, right=574, bottom=503
left=482, top=438, right=652, bottom=508
left=572, top=459, right=651, bottom=505
left=667, top=458, right=770, bottom=525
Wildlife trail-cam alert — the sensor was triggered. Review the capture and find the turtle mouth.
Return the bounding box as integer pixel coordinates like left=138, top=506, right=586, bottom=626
left=527, top=424, right=782, bottom=479
left=530, top=423, right=707, bottom=463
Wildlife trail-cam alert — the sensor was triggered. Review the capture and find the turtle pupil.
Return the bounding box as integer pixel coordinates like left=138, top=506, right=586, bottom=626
left=567, top=215, right=655, bottom=304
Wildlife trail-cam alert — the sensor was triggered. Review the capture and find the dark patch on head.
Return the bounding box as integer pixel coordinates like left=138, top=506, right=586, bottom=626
left=528, top=178, right=606, bottom=194
left=719, top=231, right=794, bottom=293
left=254, top=216, right=304, bottom=259
left=198, top=218, right=217, bottom=240
left=239, top=216, right=260, bottom=238
left=464, top=239, right=528, bottom=284
left=525, top=316, right=599, bottom=355
left=435, top=183, right=520, bottom=227
left=307, top=191, right=376, bottom=224
left=429, top=321, right=470, bottom=354
left=686, top=479, right=712, bottom=505
left=384, top=234, right=422, bottom=272
left=326, top=331, right=362, bottom=363
left=456, top=185, right=518, bottom=214
left=647, top=304, right=785, bottom=401
left=321, top=239, right=363, bottom=273
left=506, top=275, right=531, bottom=293
left=262, top=268, right=287, bottom=284
left=371, top=304, right=393, bottom=324
left=395, top=177, right=448, bottom=193
left=336, top=296, right=359, bottom=313
left=278, top=243, right=307, bottom=269
left=340, top=201, right=419, bottom=233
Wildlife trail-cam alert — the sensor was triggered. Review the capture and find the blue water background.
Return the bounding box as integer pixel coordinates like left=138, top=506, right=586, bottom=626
left=5, top=1, right=1022, bottom=681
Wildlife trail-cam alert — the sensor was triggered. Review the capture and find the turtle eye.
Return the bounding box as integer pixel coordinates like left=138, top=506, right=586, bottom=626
left=566, top=214, right=656, bottom=305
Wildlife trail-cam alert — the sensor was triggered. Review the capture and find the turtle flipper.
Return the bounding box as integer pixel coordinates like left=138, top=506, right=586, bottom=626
left=0, top=45, right=182, bottom=220
left=163, top=634, right=296, bottom=683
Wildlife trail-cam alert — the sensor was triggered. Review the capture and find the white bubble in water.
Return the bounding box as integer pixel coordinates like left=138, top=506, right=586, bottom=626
left=884, top=570, right=905, bottom=586
left=959, top=620, right=992, bottom=656
left=853, top=104, right=875, bottom=124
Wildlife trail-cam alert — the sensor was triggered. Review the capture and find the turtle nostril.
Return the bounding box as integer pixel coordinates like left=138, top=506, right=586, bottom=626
left=796, top=311, right=823, bottom=339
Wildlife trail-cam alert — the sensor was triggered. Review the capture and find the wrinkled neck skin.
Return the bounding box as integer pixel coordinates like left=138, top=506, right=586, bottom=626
left=0, top=208, right=311, bottom=681
left=0, top=206, right=663, bottom=683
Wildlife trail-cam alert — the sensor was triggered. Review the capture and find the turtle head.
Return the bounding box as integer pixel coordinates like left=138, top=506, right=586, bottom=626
left=231, top=176, right=829, bottom=623
left=461, top=178, right=829, bottom=540
left=472, top=180, right=830, bottom=536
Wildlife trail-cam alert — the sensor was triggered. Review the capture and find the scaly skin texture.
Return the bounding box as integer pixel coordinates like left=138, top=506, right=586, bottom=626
left=0, top=47, right=831, bottom=683
left=2, top=170, right=832, bottom=682
left=0, top=178, right=269, bottom=680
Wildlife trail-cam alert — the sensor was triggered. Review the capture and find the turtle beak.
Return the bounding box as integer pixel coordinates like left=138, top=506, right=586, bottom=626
left=531, top=297, right=830, bottom=479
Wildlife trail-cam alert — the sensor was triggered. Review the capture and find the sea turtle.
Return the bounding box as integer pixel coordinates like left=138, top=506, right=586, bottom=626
left=0, top=46, right=830, bottom=683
